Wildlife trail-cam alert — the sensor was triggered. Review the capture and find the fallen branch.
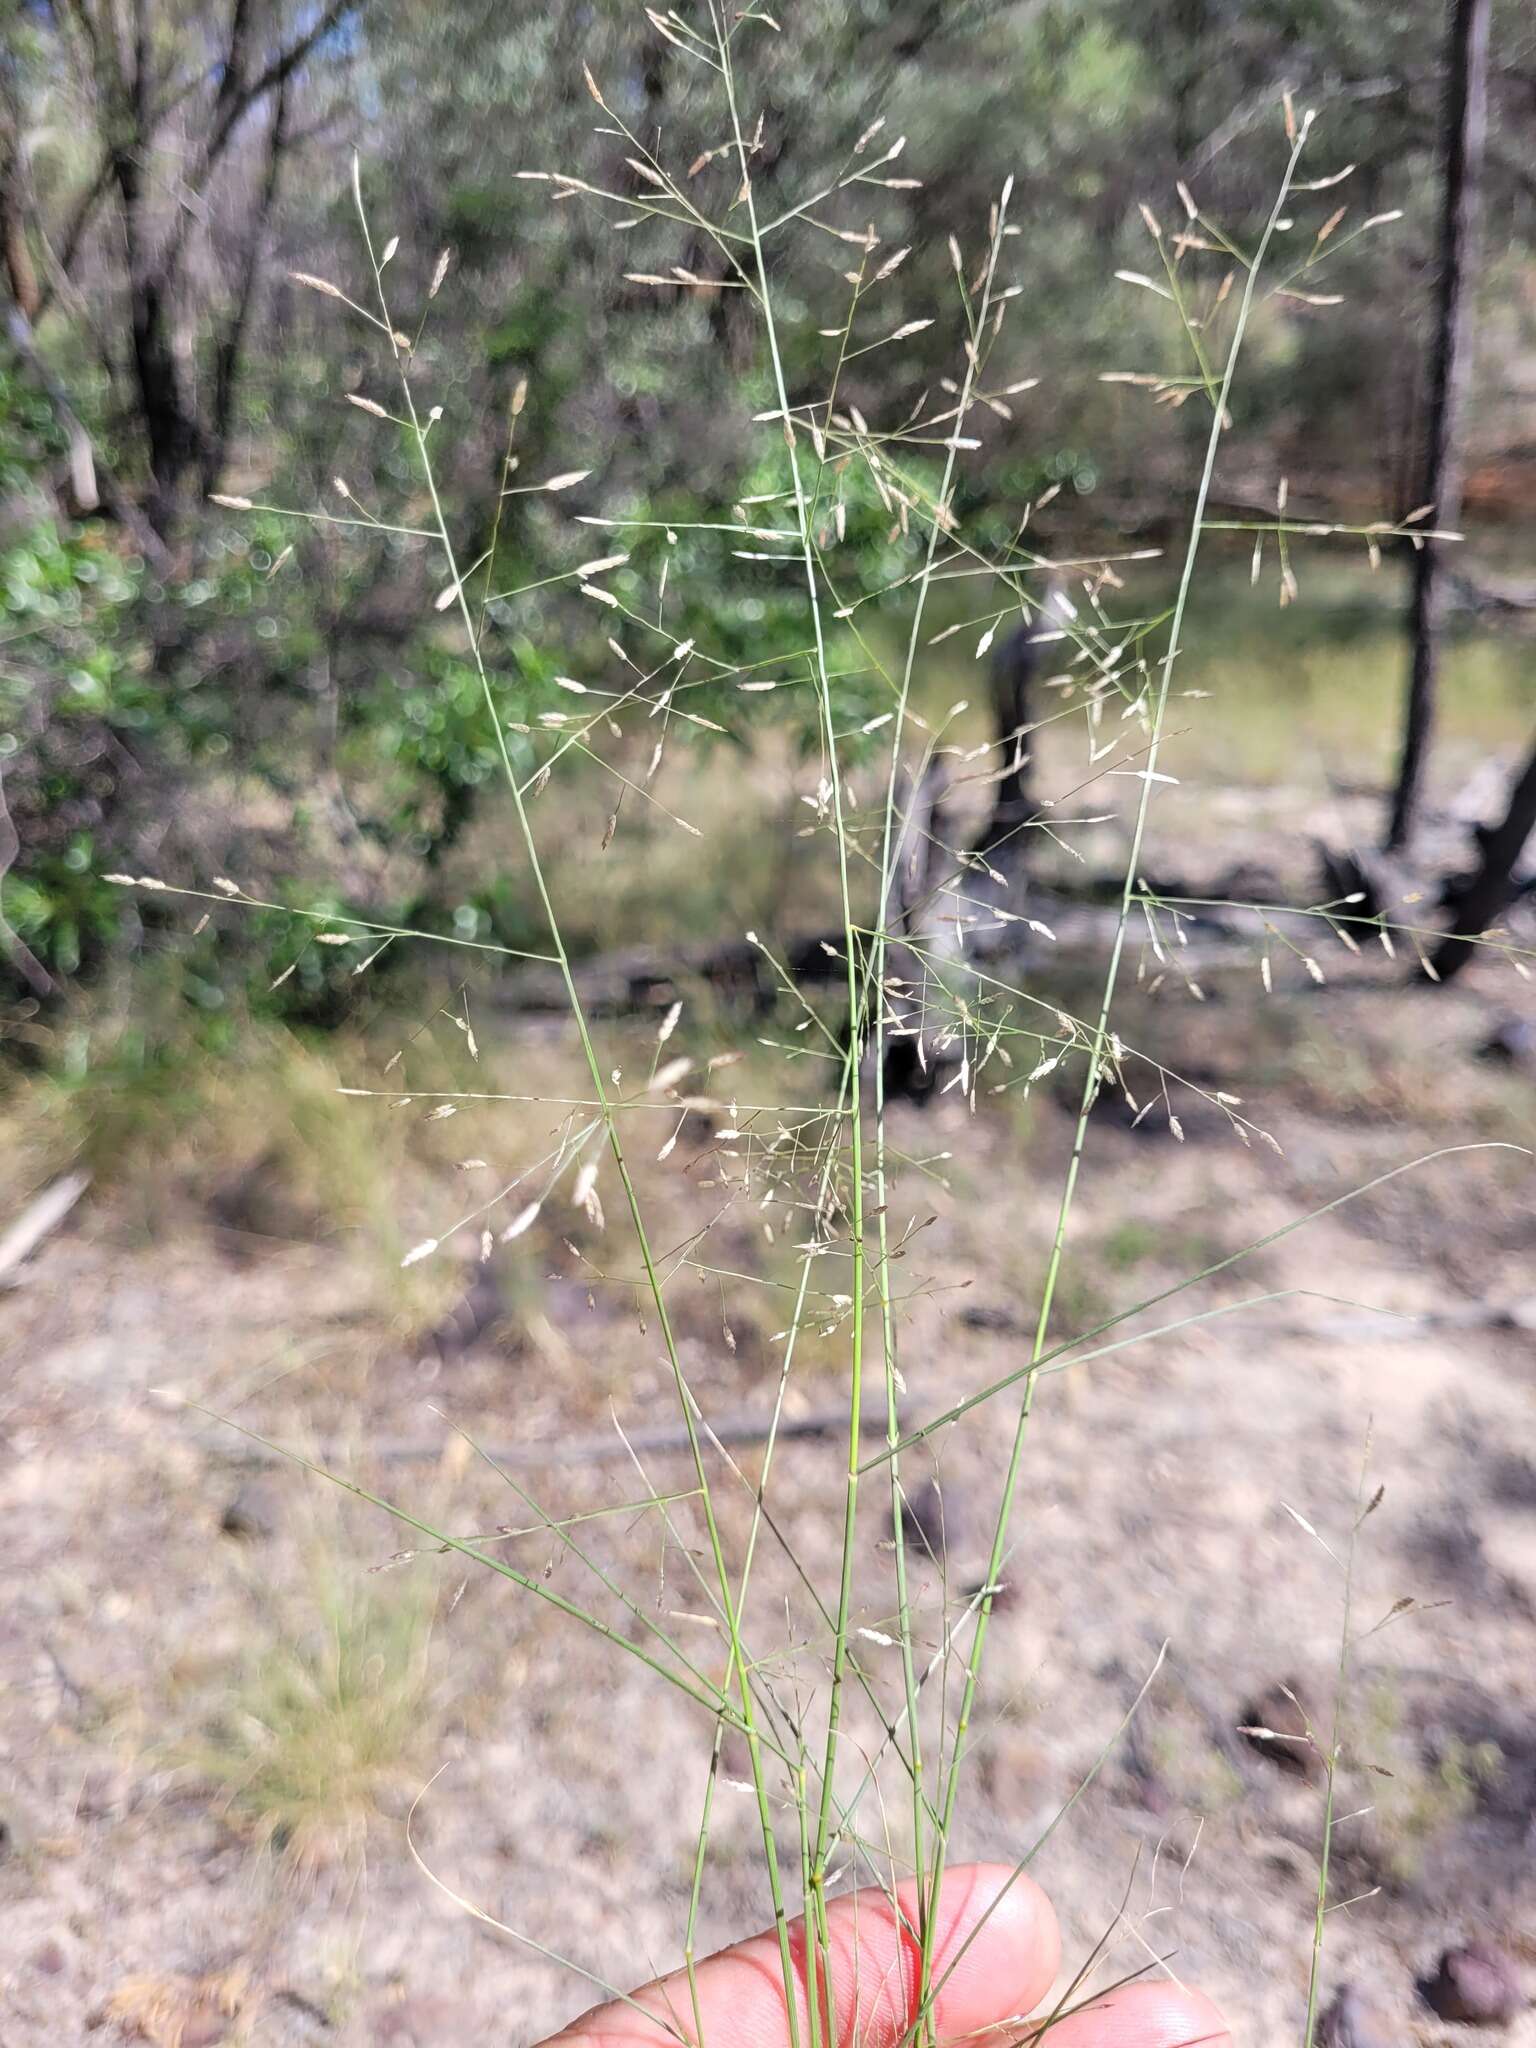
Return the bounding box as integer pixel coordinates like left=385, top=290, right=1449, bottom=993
left=0, top=1170, right=90, bottom=1289
left=1430, top=723, right=1536, bottom=982
left=1445, top=564, right=1536, bottom=619
left=961, top=1297, right=1536, bottom=1343
left=485, top=894, right=1247, bottom=1019
left=212, top=1398, right=899, bottom=1472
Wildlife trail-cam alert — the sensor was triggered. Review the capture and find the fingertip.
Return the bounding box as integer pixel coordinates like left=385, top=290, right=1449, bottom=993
left=1043, top=1980, right=1231, bottom=2048
left=919, top=1861, right=1062, bottom=2035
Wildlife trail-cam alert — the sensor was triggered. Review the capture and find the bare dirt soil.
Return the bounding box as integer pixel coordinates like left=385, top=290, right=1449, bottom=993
left=2, top=876, right=1535, bottom=2047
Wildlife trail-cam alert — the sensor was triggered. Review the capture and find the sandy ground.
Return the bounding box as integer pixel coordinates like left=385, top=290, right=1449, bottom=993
left=2, top=893, right=1535, bottom=2047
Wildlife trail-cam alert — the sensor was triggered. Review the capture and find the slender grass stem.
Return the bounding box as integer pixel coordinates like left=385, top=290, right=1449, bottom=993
left=864, top=178, right=1013, bottom=2035
left=707, top=12, right=878, bottom=2031
left=349, top=159, right=805, bottom=2024
left=1304, top=1437, right=1373, bottom=2047
left=921, top=115, right=1318, bottom=1948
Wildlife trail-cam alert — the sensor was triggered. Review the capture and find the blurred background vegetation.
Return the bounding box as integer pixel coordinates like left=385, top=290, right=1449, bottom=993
left=3, top=0, right=1533, bottom=1034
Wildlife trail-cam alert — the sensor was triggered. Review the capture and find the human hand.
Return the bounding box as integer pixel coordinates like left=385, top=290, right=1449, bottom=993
left=539, top=1861, right=1229, bottom=2047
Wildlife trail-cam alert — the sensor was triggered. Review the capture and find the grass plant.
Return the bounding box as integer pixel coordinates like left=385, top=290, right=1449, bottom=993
left=95, top=16, right=1532, bottom=2040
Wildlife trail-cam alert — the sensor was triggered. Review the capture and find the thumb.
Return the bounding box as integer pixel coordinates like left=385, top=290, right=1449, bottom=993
left=541, top=1861, right=1060, bottom=2048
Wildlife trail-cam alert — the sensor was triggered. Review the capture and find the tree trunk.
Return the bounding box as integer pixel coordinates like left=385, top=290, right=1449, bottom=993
left=108, top=103, right=203, bottom=540
left=1428, top=732, right=1536, bottom=982
left=202, top=81, right=291, bottom=495
left=0, top=145, right=41, bottom=322
left=977, top=611, right=1040, bottom=875
left=129, top=277, right=204, bottom=534
left=1385, top=0, right=1491, bottom=852
left=872, top=757, right=959, bottom=1103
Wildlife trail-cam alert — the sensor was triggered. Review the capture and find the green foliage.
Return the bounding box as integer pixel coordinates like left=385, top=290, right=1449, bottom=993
left=5, top=0, right=1535, bottom=1015
left=2, top=837, right=124, bottom=980
left=353, top=640, right=541, bottom=856
left=44, top=1009, right=212, bottom=1178
left=0, top=424, right=147, bottom=984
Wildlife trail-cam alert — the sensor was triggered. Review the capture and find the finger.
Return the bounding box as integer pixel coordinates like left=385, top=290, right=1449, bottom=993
left=1037, top=1981, right=1231, bottom=2048
left=543, top=1860, right=1061, bottom=2048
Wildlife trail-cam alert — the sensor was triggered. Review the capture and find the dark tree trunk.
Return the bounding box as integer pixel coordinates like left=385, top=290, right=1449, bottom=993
left=203, top=81, right=291, bottom=495
left=110, top=108, right=202, bottom=539
left=1386, top=0, right=1491, bottom=852
left=1171, top=0, right=1211, bottom=166
left=129, top=277, right=204, bottom=533
left=1428, top=732, right=1536, bottom=982
left=872, top=757, right=960, bottom=1104
left=116, top=0, right=200, bottom=534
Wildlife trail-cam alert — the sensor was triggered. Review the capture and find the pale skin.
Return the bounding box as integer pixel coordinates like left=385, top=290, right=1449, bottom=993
left=539, top=1863, right=1230, bottom=2048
